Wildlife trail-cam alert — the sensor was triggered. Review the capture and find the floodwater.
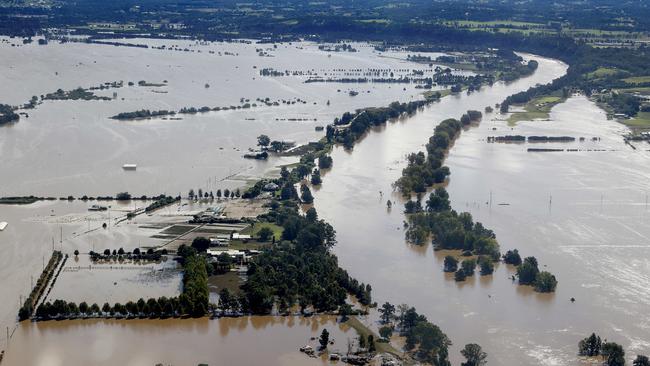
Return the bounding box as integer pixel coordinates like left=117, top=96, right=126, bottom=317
left=3, top=39, right=645, bottom=366
left=313, top=53, right=650, bottom=365
left=0, top=199, right=168, bottom=342
left=1, top=316, right=354, bottom=366
left=0, top=37, right=446, bottom=197
left=0, top=38, right=448, bottom=350
left=46, top=255, right=182, bottom=305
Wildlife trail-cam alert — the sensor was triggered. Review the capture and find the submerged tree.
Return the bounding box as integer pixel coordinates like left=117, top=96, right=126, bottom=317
left=300, top=184, right=314, bottom=204
left=633, top=355, right=650, bottom=366
left=602, top=342, right=625, bottom=366
left=516, top=257, right=539, bottom=285
left=257, top=134, right=271, bottom=148
left=443, top=255, right=458, bottom=273
left=319, top=329, right=330, bottom=350
left=578, top=333, right=602, bottom=357
left=461, top=343, right=488, bottom=366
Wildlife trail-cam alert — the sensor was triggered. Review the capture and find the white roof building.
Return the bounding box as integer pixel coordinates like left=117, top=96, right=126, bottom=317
left=232, top=233, right=251, bottom=240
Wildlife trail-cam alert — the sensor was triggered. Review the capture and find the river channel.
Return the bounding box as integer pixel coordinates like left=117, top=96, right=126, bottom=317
left=314, top=54, right=650, bottom=365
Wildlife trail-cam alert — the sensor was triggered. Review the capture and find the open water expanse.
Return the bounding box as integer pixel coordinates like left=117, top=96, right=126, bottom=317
left=2, top=37, right=648, bottom=366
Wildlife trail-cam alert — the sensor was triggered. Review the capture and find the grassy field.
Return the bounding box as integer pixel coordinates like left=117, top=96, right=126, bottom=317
left=242, top=222, right=283, bottom=238
left=227, top=240, right=271, bottom=250
left=616, top=87, right=650, bottom=95
left=223, top=222, right=283, bottom=250
left=423, top=89, right=452, bottom=100
left=507, top=95, right=566, bottom=125
left=585, top=67, right=621, bottom=79
left=209, top=271, right=244, bottom=295
left=621, top=112, right=650, bottom=130
left=622, top=76, right=650, bottom=84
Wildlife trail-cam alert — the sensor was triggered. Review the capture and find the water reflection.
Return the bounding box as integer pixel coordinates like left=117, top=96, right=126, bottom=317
left=310, top=55, right=647, bottom=365
left=3, top=316, right=353, bottom=366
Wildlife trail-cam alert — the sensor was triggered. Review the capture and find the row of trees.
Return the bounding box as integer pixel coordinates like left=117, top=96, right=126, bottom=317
left=444, top=255, right=495, bottom=281
left=36, top=296, right=182, bottom=319
left=328, top=99, right=439, bottom=149
left=177, top=247, right=210, bottom=316
left=111, top=101, right=271, bottom=121
left=188, top=188, right=240, bottom=200
left=37, top=247, right=210, bottom=320
left=395, top=117, right=461, bottom=194
left=395, top=112, right=559, bottom=292
left=396, top=110, right=481, bottom=195
left=89, top=247, right=166, bottom=262
left=145, top=195, right=179, bottom=212
left=18, top=251, right=63, bottom=320
left=111, top=109, right=174, bottom=120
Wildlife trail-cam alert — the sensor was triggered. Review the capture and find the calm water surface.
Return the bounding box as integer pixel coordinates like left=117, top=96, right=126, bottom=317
left=5, top=42, right=637, bottom=366
left=2, top=316, right=353, bottom=366
left=0, top=38, right=444, bottom=196
left=314, top=55, right=650, bottom=364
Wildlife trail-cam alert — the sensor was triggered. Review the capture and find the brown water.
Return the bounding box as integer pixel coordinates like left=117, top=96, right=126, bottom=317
left=0, top=38, right=451, bottom=348
left=5, top=43, right=639, bottom=366
left=313, top=52, right=650, bottom=365
left=2, top=316, right=353, bottom=366
left=0, top=37, right=446, bottom=196
left=47, top=255, right=182, bottom=305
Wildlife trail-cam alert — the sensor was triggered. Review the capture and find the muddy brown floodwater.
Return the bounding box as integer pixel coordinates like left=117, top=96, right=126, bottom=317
left=6, top=45, right=643, bottom=366
left=314, top=53, right=650, bottom=365
left=2, top=316, right=354, bottom=366
left=0, top=37, right=449, bottom=196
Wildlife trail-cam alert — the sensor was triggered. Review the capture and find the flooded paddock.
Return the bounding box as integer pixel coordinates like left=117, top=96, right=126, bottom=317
left=2, top=316, right=354, bottom=366
left=0, top=38, right=449, bottom=197
left=46, top=255, right=182, bottom=306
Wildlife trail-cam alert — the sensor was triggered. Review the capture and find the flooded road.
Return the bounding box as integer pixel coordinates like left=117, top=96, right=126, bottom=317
left=2, top=316, right=353, bottom=366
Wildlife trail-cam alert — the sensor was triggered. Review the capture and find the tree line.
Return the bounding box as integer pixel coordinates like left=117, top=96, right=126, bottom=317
left=328, top=98, right=441, bottom=150
left=396, top=112, right=558, bottom=292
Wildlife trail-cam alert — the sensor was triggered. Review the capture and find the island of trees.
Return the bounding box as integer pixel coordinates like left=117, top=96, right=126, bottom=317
left=0, top=103, right=19, bottom=125
left=396, top=112, right=557, bottom=293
